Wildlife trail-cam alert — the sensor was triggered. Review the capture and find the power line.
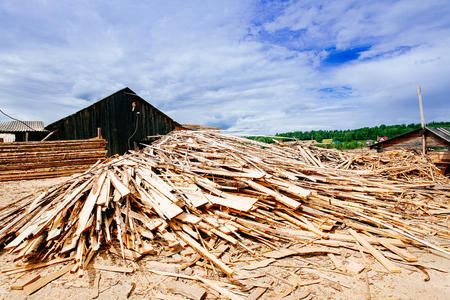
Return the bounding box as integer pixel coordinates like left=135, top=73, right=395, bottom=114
left=0, top=108, right=37, bottom=131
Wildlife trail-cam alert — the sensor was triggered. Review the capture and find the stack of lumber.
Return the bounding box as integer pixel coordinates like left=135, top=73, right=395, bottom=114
left=0, top=139, right=107, bottom=181
left=0, top=130, right=449, bottom=297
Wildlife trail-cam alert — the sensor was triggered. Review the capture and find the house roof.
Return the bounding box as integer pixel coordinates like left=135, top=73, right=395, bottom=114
left=369, top=127, right=450, bottom=149
left=0, top=121, right=47, bottom=132
left=427, top=127, right=450, bottom=143
left=46, top=87, right=180, bottom=128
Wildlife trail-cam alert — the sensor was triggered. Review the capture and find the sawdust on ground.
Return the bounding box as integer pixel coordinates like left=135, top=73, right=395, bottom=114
left=0, top=178, right=449, bottom=300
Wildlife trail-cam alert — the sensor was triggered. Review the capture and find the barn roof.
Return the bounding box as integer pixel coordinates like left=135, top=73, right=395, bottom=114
left=427, top=127, right=450, bottom=143
left=46, top=87, right=180, bottom=128
left=0, top=120, right=47, bottom=132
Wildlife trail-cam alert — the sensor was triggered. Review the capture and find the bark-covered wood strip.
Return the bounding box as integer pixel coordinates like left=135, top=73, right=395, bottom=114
left=0, top=138, right=107, bottom=181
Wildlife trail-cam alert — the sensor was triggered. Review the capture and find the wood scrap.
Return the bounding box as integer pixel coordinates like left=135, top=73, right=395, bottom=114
left=0, top=130, right=448, bottom=294
left=23, top=263, right=74, bottom=295
left=242, top=258, right=276, bottom=270
left=93, top=264, right=134, bottom=273
left=167, top=281, right=207, bottom=300
left=247, top=286, right=267, bottom=300
left=264, top=246, right=340, bottom=259
left=10, top=273, right=41, bottom=290
left=348, top=229, right=401, bottom=273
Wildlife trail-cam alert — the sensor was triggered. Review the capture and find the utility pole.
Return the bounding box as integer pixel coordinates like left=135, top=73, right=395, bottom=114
left=417, top=85, right=426, bottom=155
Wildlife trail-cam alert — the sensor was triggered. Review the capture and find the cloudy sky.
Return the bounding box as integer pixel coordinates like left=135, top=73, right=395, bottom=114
left=0, top=0, right=449, bottom=134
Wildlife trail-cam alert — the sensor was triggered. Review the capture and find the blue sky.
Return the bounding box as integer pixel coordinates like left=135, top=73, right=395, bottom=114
left=0, top=0, right=449, bottom=134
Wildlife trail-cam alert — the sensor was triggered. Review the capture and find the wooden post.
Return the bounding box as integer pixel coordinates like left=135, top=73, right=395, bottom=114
left=25, top=132, right=29, bottom=142
left=97, top=128, right=102, bottom=139
left=417, top=85, right=426, bottom=155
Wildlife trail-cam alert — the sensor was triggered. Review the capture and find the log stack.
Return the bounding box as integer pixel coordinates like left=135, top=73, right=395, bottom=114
left=0, top=139, right=107, bottom=181
left=0, top=130, right=449, bottom=297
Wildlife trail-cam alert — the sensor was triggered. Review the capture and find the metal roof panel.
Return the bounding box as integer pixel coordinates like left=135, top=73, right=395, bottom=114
left=0, top=121, right=47, bottom=132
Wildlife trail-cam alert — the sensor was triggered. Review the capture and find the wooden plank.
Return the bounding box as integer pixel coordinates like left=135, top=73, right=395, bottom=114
left=109, top=171, right=130, bottom=197
left=275, top=211, right=325, bottom=237
left=263, top=246, right=339, bottom=259
left=328, top=253, right=346, bottom=272
left=348, top=229, right=401, bottom=273
left=204, top=194, right=257, bottom=212
left=141, top=187, right=183, bottom=220
left=247, top=287, right=267, bottom=300
left=176, top=212, right=202, bottom=225
left=167, top=281, right=207, bottom=300
left=93, top=264, right=134, bottom=273
left=243, top=179, right=301, bottom=209
left=242, top=259, right=276, bottom=270
left=96, top=176, right=111, bottom=205
left=75, top=171, right=107, bottom=236
left=266, top=178, right=312, bottom=199
left=23, top=263, right=74, bottom=295
left=373, top=235, right=418, bottom=262
left=10, top=274, right=41, bottom=290
left=176, top=231, right=234, bottom=277
left=2, top=257, right=75, bottom=275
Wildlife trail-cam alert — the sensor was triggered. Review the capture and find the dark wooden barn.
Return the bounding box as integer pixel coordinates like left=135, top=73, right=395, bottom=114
left=46, top=88, right=180, bottom=155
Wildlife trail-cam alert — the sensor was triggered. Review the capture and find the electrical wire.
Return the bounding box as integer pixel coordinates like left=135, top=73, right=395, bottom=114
left=0, top=108, right=37, bottom=131
left=127, top=112, right=140, bottom=150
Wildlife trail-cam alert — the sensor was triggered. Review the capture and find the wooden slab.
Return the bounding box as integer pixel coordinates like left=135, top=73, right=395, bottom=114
left=23, top=263, right=74, bottom=295
left=264, top=246, right=340, bottom=259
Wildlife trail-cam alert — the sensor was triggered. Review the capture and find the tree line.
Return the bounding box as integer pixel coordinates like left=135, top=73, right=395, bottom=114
left=276, top=121, right=450, bottom=143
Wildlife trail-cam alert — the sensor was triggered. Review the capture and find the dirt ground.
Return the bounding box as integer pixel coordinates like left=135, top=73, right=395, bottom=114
left=0, top=178, right=449, bottom=300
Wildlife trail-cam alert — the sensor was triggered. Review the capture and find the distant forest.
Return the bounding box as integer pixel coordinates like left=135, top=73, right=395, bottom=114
left=246, top=121, right=450, bottom=149
left=277, top=121, right=450, bottom=143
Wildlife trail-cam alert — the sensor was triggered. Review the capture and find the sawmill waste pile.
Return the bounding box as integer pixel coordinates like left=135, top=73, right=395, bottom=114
left=0, top=130, right=449, bottom=297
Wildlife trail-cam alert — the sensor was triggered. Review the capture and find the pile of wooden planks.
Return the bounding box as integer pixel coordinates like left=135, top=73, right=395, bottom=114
left=275, top=139, right=446, bottom=180
left=0, top=139, right=107, bottom=181
left=0, top=130, right=449, bottom=296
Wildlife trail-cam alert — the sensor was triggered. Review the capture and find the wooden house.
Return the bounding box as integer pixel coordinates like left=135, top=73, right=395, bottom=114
left=0, top=120, right=48, bottom=142
left=370, top=127, right=450, bottom=174
left=45, top=87, right=180, bottom=155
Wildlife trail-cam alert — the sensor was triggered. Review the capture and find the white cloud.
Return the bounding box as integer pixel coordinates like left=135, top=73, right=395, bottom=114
left=0, top=0, right=448, bottom=135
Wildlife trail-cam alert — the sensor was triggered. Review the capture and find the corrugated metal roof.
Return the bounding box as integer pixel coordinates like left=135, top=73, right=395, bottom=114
left=0, top=121, right=47, bottom=132
left=427, top=127, right=450, bottom=143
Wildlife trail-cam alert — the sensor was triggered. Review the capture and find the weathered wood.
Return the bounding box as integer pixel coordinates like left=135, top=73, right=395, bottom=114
left=0, top=139, right=106, bottom=181
left=10, top=274, right=41, bottom=290
left=0, top=129, right=448, bottom=294
left=23, top=263, right=74, bottom=295
left=93, top=264, right=134, bottom=273
left=348, top=229, right=401, bottom=273
left=263, top=246, right=340, bottom=259
left=45, top=88, right=178, bottom=155
left=176, top=231, right=234, bottom=276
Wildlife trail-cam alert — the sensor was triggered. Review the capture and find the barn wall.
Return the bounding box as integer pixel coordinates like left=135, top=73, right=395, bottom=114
left=46, top=88, right=177, bottom=155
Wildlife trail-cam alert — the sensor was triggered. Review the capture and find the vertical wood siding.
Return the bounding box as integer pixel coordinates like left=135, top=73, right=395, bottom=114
left=46, top=88, right=178, bottom=155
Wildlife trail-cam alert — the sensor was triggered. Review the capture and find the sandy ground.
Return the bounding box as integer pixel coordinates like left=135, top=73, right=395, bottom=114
left=0, top=178, right=449, bottom=300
